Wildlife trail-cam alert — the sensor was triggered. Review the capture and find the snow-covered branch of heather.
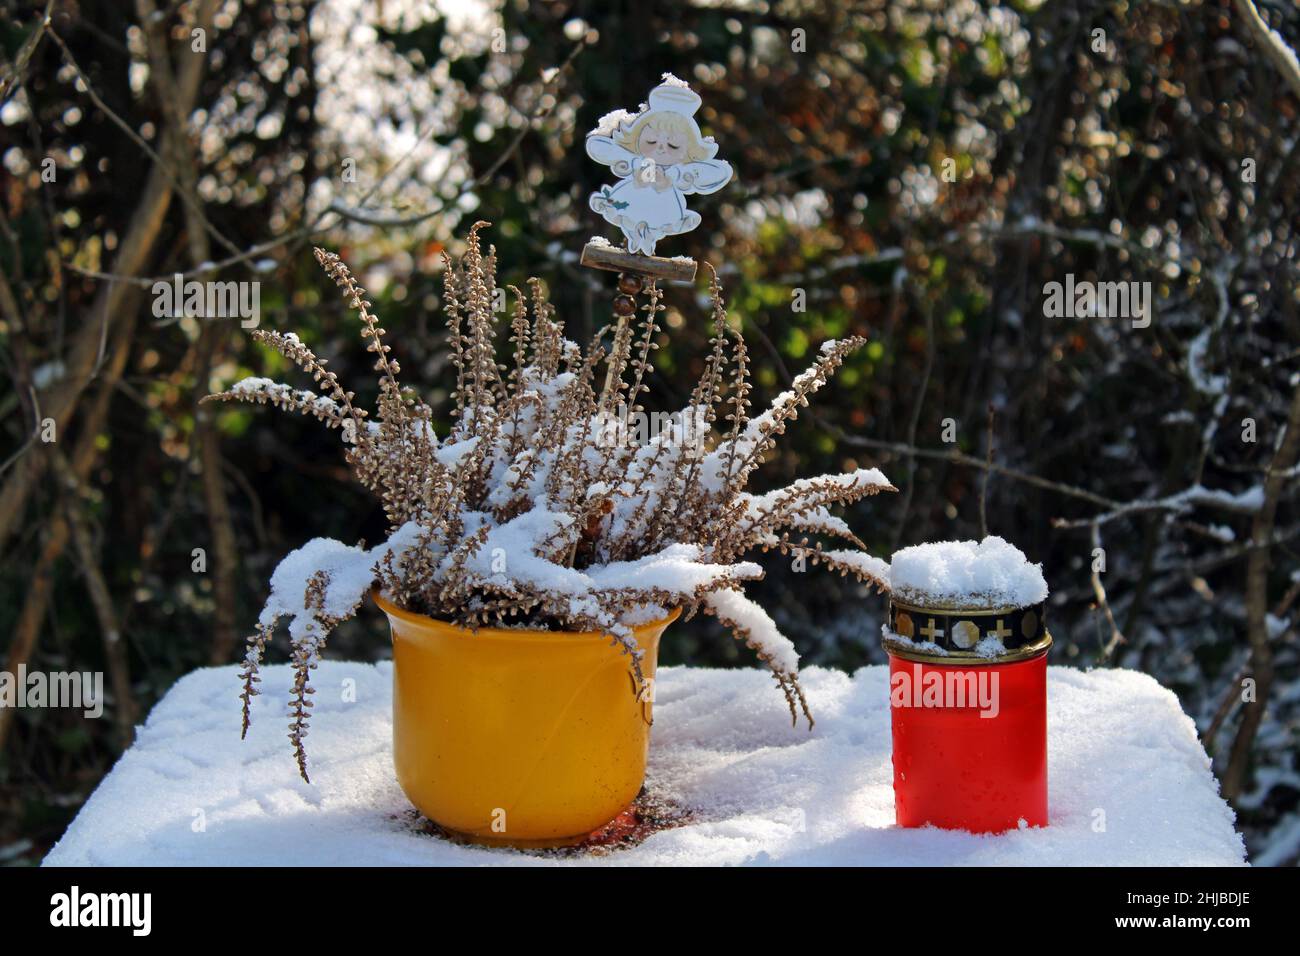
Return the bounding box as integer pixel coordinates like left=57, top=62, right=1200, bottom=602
left=820, top=549, right=891, bottom=584
left=257, top=522, right=424, bottom=642
left=737, top=469, right=893, bottom=545
left=699, top=339, right=860, bottom=494
left=227, top=377, right=347, bottom=425
left=702, top=587, right=799, bottom=673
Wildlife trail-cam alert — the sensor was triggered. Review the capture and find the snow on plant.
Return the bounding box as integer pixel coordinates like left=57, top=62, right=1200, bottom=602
left=205, top=223, right=895, bottom=781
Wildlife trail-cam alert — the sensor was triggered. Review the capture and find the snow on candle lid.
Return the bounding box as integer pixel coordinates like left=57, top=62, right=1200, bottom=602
left=888, top=536, right=1048, bottom=610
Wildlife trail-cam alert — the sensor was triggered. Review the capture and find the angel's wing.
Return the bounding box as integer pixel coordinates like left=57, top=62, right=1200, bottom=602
left=673, top=159, right=734, bottom=195
left=586, top=136, right=638, bottom=178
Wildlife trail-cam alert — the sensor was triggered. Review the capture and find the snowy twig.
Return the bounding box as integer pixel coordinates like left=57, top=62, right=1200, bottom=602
left=1090, top=524, right=1128, bottom=661
left=1052, top=483, right=1265, bottom=530
left=1232, top=0, right=1300, bottom=102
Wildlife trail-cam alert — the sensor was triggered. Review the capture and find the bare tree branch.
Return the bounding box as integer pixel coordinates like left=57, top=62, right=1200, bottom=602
left=327, top=38, right=588, bottom=228
left=1223, top=382, right=1300, bottom=801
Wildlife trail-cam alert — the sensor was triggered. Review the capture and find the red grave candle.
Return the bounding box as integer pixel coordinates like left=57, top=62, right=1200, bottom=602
left=883, top=566, right=1051, bottom=833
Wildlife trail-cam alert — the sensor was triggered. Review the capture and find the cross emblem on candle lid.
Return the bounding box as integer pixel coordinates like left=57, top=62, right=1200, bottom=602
left=919, top=618, right=945, bottom=643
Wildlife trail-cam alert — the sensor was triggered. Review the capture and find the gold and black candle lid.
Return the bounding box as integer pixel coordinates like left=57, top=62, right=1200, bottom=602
left=883, top=597, right=1052, bottom=665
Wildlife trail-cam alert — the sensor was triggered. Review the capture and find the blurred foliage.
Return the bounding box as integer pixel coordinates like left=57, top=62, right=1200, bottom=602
left=1, top=0, right=1299, bottom=864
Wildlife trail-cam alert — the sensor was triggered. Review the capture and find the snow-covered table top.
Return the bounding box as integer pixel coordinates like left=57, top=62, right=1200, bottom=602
left=45, top=662, right=1245, bottom=866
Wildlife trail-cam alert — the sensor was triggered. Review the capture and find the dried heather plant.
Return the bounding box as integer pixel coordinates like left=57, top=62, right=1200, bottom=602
left=205, top=222, right=895, bottom=780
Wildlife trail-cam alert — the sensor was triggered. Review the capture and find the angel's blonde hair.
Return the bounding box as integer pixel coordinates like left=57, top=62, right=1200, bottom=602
left=616, top=112, right=712, bottom=162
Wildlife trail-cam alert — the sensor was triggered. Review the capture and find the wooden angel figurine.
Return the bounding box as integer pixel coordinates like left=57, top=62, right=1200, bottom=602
left=586, top=75, right=733, bottom=256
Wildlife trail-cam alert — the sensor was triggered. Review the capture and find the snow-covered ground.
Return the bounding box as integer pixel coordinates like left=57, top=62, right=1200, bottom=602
left=44, top=662, right=1245, bottom=866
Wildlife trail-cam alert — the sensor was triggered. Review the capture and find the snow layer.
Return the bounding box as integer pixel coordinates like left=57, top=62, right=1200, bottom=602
left=889, top=536, right=1049, bottom=608
left=44, top=662, right=1244, bottom=866
left=592, top=109, right=638, bottom=136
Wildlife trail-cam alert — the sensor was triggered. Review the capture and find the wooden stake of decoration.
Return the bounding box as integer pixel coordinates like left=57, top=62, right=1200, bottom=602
left=580, top=242, right=697, bottom=283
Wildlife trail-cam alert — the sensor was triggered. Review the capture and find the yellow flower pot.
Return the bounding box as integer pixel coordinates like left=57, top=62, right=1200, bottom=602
left=374, top=592, right=679, bottom=848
